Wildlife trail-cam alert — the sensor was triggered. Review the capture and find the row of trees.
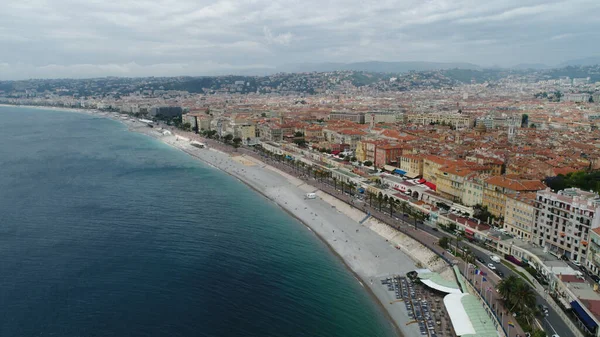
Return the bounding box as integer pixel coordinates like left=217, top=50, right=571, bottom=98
left=256, top=146, right=428, bottom=227
left=545, top=170, right=600, bottom=194
left=497, top=275, right=546, bottom=335
left=201, top=130, right=243, bottom=149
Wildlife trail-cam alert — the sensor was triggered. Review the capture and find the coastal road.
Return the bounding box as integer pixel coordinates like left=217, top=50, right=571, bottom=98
left=418, top=226, right=572, bottom=337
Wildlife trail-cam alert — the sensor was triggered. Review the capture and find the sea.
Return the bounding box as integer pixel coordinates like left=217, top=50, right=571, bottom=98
left=0, top=106, right=397, bottom=337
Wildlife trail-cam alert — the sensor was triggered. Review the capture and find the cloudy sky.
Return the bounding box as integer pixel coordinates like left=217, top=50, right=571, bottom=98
left=1, top=0, right=600, bottom=79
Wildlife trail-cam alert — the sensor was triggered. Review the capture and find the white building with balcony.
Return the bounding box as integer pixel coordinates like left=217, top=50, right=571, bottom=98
left=534, top=188, right=600, bottom=264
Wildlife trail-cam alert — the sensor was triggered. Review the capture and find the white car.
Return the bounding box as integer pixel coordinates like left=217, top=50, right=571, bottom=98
left=487, top=263, right=496, bottom=270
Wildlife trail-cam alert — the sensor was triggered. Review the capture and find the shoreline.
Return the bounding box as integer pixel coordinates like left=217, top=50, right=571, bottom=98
left=1, top=104, right=426, bottom=337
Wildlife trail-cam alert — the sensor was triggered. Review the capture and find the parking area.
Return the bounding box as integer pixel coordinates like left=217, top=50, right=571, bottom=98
left=382, top=276, right=457, bottom=337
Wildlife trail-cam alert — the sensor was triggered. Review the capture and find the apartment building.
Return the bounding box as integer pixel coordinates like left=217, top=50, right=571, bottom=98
left=405, top=113, right=473, bottom=129
left=258, top=124, right=283, bottom=141
left=422, top=155, right=456, bottom=185
left=233, top=124, right=257, bottom=141
left=362, top=140, right=390, bottom=165
left=534, top=188, right=600, bottom=263
left=504, top=192, right=537, bottom=242
left=483, top=176, right=546, bottom=219
left=304, top=125, right=324, bottom=142
left=586, top=228, right=600, bottom=275
left=436, top=165, right=474, bottom=202
left=462, top=176, right=485, bottom=207
left=329, top=112, right=366, bottom=124
left=399, top=154, right=423, bottom=178
left=375, top=144, right=406, bottom=167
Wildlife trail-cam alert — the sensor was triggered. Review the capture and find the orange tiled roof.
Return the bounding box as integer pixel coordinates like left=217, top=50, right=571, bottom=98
left=485, top=176, right=546, bottom=191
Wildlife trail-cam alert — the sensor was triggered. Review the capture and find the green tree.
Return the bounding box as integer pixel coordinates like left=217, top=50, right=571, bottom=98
left=351, top=156, right=357, bottom=162
left=531, top=329, right=547, bottom=337
left=389, top=198, right=397, bottom=217
left=344, top=155, right=351, bottom=162
left=497, top=275, right=537, bottom=316
left=181, top=122, right=192, bottom=131
left=232, top=137, right=242, bottom=150
left=412, top=210, right=426, bottom=229
left=521, top=114, right=529, bottom=127
left=368, top=191, right=374, bottom=207
left=377, top=192, right=384, bottom=212
left=294, top=139, right=307, bottom=147
left=363, top=160, right=373, bottom=167
left=438, top=237, right=450, bottom=249
left=294, top=131, right=304, bottom=137
left=261, top=112, right=267, bottom=117
left=223, top=134, right=234, bottom=143
left=383, top=195, right=389, bottom=212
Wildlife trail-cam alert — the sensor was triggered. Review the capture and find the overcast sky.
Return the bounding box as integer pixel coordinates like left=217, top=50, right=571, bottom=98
left=1, top=0, right=600, bottom=80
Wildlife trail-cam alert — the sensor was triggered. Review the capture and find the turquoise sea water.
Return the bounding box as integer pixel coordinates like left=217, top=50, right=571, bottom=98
left=0, top=106, right=397, bottom=337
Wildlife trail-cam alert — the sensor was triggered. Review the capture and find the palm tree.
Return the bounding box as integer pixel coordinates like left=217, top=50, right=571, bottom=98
left=401, top=201, right=411, bottom=216
left=333, top=177, right=338, bottom=190
left=383, top=195, right=389, bottom=213
left=389, top=198, right=397, bottom=217
left=340, top=181, right=346, bottom=194
left=412, top=210, right=425, bottom=229
left=377, top=192, right=384, bottom=212
left=456, top=235, right=463, bottom=253
left=498, top=275, right=520, bottom=308
left=368, top=191, right=374, bottom=207
left=349, top=182, right=356, bottom=195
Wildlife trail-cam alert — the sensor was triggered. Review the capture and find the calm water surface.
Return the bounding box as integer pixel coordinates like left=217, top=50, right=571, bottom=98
left=0, top=107, right=397, bottom=337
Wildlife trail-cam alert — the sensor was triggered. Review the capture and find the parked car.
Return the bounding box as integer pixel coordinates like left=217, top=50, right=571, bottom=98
left=487, top=263, right=496, bottom=270
left=495, top=270, right=504, bottom=277
left=490, top=255, right=501, bottom=263
left=475, top=256, right=485, bottom=263
left=592, top=275, right=600, bottom=283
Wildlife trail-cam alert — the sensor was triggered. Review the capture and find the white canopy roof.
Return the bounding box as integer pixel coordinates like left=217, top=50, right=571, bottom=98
left=444, top=293, right=476, bottom=336
left=420, top=279, right=463, bottom=294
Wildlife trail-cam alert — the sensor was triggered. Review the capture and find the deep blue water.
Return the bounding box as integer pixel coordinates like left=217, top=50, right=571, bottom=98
left=0, top=107, right=397, bottom=337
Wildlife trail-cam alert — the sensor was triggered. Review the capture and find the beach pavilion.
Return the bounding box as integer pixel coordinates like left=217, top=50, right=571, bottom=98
left=415, top=269, right=501, bottom=337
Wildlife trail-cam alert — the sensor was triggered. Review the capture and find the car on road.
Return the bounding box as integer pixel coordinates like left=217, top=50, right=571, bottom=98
left=495, top=270, right=504, bottom=277
left=592, top=275, right=600, bottom=283
left=487, top=263, right=496, bottom=270
left=475, top=256, right=485, bottom=263
left=573, top=261, right=583, bottom=269
left=552, top=334, right=560, bottom=337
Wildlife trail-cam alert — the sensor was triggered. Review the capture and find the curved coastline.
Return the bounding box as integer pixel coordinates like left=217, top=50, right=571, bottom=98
left=1, top=104, right=431, bottom=337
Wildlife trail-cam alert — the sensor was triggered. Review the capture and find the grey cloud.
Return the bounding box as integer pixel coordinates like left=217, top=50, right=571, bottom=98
left=1, top=0, right=600, bottom=79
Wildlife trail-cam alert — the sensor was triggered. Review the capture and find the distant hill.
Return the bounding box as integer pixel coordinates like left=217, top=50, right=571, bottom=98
left=277, top=61, right=481, bottom=73
left=512, top=63, right=550, bottom=70
left=558, top=56, right=600, bottom=67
